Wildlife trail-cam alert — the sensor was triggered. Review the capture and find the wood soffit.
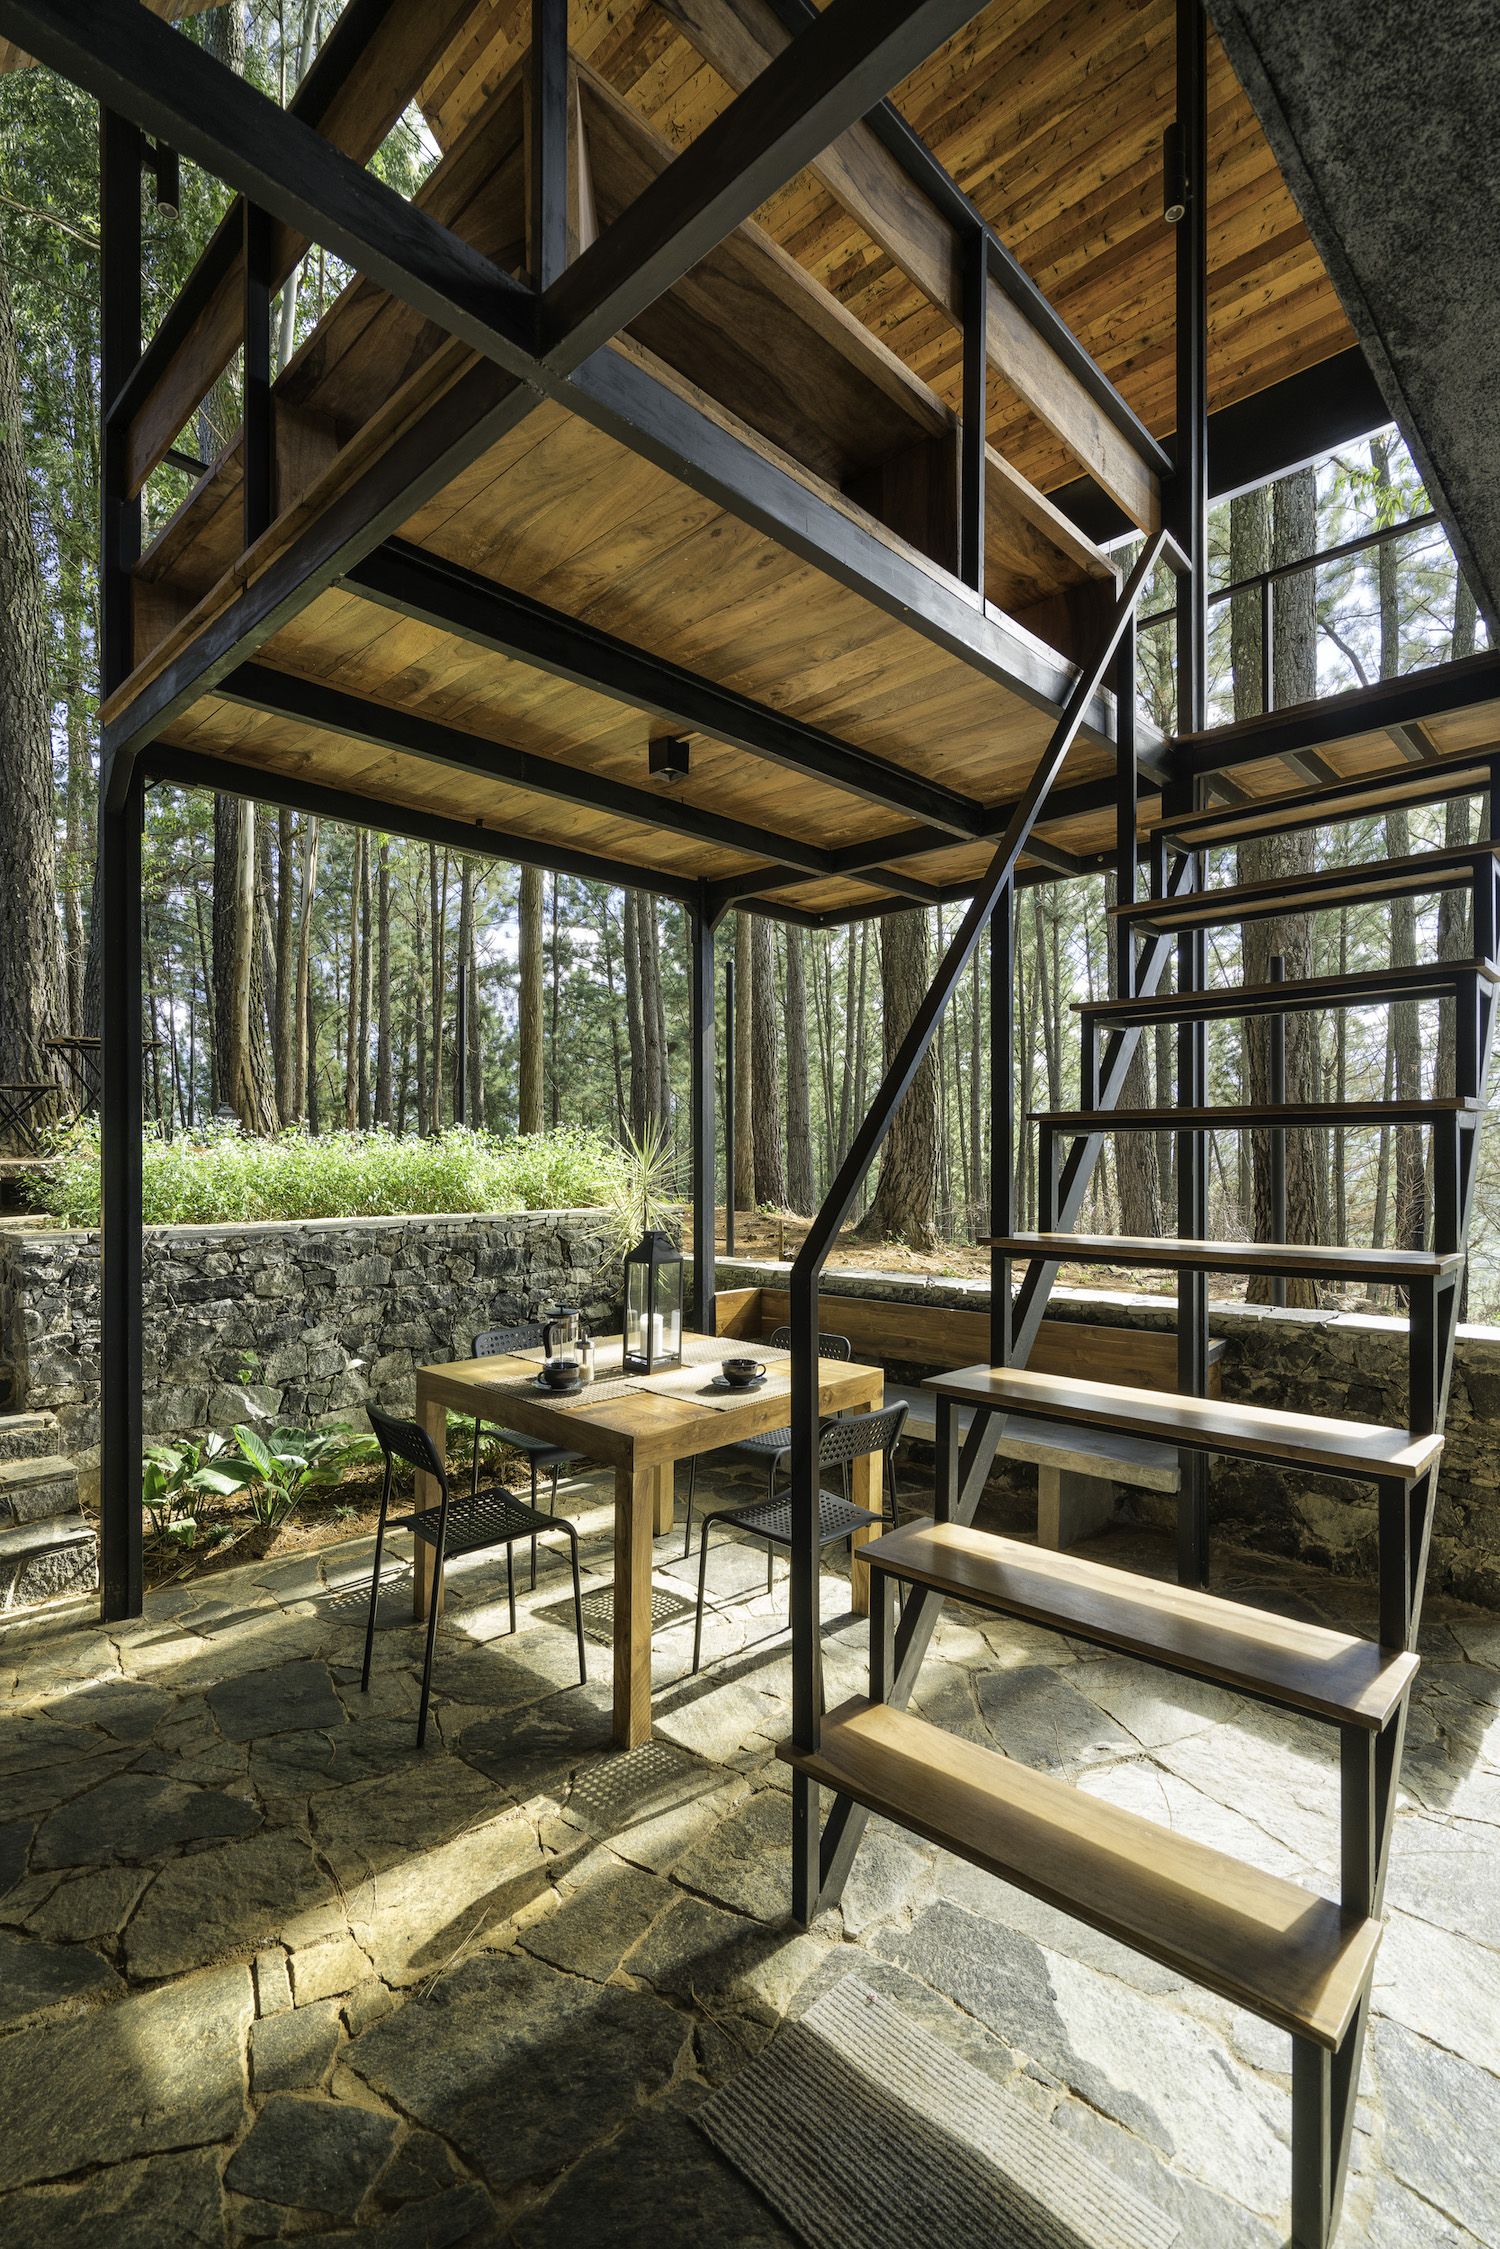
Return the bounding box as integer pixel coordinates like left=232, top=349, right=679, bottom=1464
left=120, top=0, right=1493, bottom=913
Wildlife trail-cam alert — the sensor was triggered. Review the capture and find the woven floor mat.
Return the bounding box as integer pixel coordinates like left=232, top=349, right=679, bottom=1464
left=696, top=1976, right=1177, bottom=2249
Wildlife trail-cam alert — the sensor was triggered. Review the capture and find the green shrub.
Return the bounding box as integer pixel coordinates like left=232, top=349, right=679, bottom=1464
left=29, top=1120, right=640, bottom=1230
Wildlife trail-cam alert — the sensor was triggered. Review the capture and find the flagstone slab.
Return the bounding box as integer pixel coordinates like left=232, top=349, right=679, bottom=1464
left=520, top=1854, right=674, bottom=1981
left=0, top=1964, right=251, bottom=2190
left=33, top=1768, right=260, bottom=1868
left=344, top=1810, right=546, bottom=1986
left=668, top=1787, right=794, bottom=1924
left=511, top=2091, right=793, bottom=2248
left=207, top=1659, right=346, bottom=1742
left=224, top=2094, right=399, bottom=2217
left=250, top=1998, right=343, bottom=2092
left=0, top=1929, right=122, bottom=2027
left=124, top=1829, right=337, bottom=1978
left=1375, top=2016, right=1500, bottom=2243
left=319, top=2182, right=501, bottom=2247
left=0, top=2149, right=226, bottom=2249
left=348, top=1953, right=688, bottom=2189
left=311, top=1756, right=500, bottom=1889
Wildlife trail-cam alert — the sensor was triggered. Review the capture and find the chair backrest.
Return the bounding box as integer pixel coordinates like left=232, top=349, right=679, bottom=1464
left=817, top=1401, right=908, bottom=1467
left=769, top=1327, right=852, bottom=1360
left=473, top=1323, right=543, bottom=1358
left=368, top=1403, right=447, bottom=1493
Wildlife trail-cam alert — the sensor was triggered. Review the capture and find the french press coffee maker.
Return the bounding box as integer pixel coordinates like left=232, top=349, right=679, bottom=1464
left=540, top=1307, right=589, bottom=1388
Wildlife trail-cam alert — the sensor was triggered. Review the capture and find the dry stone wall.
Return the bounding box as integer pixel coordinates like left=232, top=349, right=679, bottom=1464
left=713, top=1257, right=1500, bottom=1611
left=0, top=1211, right=622, bottom=1506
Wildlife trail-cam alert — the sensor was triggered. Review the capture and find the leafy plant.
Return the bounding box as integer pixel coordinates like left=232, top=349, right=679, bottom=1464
left=141, top=1434, right=255, bottom=1552
left=28, top=1120, right=638, bottom=1230
left=607, top=1117, right=685, bottom=1250
left=228, top=1421, right=381, bottom=1530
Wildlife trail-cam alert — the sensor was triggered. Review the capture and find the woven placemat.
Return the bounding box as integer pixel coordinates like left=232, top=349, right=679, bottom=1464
left=696, top=1977, right=1177, bottom=2249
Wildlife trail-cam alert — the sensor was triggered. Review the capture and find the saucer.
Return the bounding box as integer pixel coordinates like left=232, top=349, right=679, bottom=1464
left=709, top=1373, right=767, bottom=1392
left=535, top=1375, right=582, bottom=1396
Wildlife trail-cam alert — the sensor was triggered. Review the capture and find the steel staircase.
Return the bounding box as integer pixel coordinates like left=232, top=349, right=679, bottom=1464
left=781, top=750, right=1498, bottom=2247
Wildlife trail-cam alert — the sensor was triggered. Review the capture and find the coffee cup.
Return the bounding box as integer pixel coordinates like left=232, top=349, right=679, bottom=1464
left=542, top=1356, right=579, bottom=1388
left=722, top=1358, right=765, bottom=1388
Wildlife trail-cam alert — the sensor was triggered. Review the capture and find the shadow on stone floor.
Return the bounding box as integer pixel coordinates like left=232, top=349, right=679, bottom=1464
left=0, top=1461, right=1497, bottom=2246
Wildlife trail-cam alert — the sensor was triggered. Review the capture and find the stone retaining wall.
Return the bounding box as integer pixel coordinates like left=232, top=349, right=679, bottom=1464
left=712, top=1256, right=1500, bottom=1612
left=0, top=1210, right=623, bottom=1505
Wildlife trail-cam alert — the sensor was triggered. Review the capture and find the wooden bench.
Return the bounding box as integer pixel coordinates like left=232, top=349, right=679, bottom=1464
left=716, top=1284, right=1222, bottom=1547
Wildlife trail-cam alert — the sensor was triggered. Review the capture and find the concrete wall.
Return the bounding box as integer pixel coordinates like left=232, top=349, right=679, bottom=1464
left=0, top=1211, right=623, bottom=1505
left=713, top=1256, right=1500, bottom=1612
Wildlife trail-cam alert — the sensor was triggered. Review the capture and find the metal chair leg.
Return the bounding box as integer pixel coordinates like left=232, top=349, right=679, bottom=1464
left=550, top=1466, right=560, bottom=1516
left=415, top=1536, right=445, bottom=1749
left=568, top=1529, right=587, bottom=1685
left=506, top=1540, right=516, bottom=1635
left=767, top=1539, right=774, bottom=1596
left=693, top=1520, right=719, bottom=1674
left=470, top=1418, right=483, bottom=1500
left=683, top=1456, right=697, bottom=1559
left=528, top=1461, right=538, bottom=1589
left=360, top=1488, right=390, bottom=1694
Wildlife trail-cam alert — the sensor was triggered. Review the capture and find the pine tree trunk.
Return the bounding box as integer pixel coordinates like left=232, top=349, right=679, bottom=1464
left=357, top=835, right=373, bottom=1129
left=750, top=913, right=787, bottom=1206
left=784, top=927, right=816, bottom=1212
left=518, top=864, right=544, bottom=1133
left=375, top=840, right=392, bottom=1125
left=213, top=797, right=275, bottom=1131
left=734, top=910, right=756, bottom=1204
left=413, top=902, right=428, bottom=1138
left=550, top=875, right=563, bottom=1129
left=600, top=894, right=626, bottom=1135
left=429, top=846, right=446, bottom=1135
left=273, top=810, right=295, bottom=1121
left=466, top=865, right=483, bottom=1128
left=854, top=908, right=939, bottom=1247
left=344, top=831, right=362, bottom=1128
left=456, top=858, right=474, bottom=1126
left=623, top=890, right=646, bottom=1139
left=0, top=221, right=65, bottom=1126
left=1107, top=879, right=1161, bottom=1234
left=292, top=818, right=318, bottom=1122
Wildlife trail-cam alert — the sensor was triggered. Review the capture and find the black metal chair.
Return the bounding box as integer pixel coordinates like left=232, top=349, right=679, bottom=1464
left=680, top=1329, right=852, bottom=1559
left=691, top=1401, right=908, bottom=1674
left=361, top=1403, right=586, bottom=1748
left=470, top=1325, right=586, bottom=1589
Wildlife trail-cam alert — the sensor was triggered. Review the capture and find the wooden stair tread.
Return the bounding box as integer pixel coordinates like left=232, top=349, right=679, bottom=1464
left=778, top=1697, right=1380, bottom=2047
left=1112, top=846, right=1500, bottom=932
left=982, top=1232, right=1465, bottom=1280
left=922, top=1365, right=1444, bottom=1483
left=1147, top=751, right=1494, bottom=851
left=1033, top=1097, right=1478, bottom=1130
left=1077, top=959, right=1497, bottom=1025
left=862, top=1517, right=1419, bottom=1728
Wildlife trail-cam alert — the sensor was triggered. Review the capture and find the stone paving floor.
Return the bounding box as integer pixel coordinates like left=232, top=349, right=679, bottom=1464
left=1, top=1453, right=1498, bottom=2249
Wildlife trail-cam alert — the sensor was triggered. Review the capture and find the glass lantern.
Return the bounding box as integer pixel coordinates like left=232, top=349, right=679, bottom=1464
left=622, top=1230, right=684, bottom=1373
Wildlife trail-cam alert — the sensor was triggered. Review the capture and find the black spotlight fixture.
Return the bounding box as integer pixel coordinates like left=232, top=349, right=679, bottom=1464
left=1162, top=122, right=1186, bottom=225
left=649, top=735, right=690, bottom=785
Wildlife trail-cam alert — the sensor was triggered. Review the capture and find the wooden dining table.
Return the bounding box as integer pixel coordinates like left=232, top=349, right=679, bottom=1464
left=412, top=1333, right=885, bottom=1747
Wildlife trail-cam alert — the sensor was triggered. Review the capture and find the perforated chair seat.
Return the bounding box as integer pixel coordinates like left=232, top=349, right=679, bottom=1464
left=732, top=1425, right=793, bottom=1456
left=712, top=1487, right=881, bottom=1550
left=403, top=1484, right=558, bottom=1561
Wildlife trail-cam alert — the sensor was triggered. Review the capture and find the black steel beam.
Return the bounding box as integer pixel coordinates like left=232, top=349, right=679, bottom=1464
left=543, top=0, right=986, bottom=368
left=1176, top=651, right=1500, bottom=782
left=105, top=0, right=406, bottom=440
left=99, top=759, right=144, bottom=1621
left=103, top=360, right=536, bottom=791
left=1052, top=346, right=1390, bottom=545
left=762, top=0, right=1171, bottom=485
left=344, top=542, right=987, bottom=838
left=5, top=0, right=544, bottom=378
left=242, top=202, right=273, bottom=548
left=689, top=897, right=717, bottom=1334
left=218, top=661, right=841, bottom=878
left=143, top=743, right=701, bottom=903
left=530, top=0, right=568, bottom=292
left=100, top=106, right=140, bottom=699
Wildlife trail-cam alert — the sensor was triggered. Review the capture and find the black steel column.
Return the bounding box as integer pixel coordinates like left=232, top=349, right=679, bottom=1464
left=1172, top=0, right=1210, bottom=1589
left=989, top=883, right=1014, bottom=1365
left=99, top=763, right=145, bottom=1620
left=960, top=226, right=986, bottom=598
left=243, top=201, right=274, bottom=548
left=454, top=956, right=469, bottom=1127
left=531, top=0, right=568, bottom=289
left=689, top=898, right=717, bottom=1334
left=723, top=957, right=735, bottom=1257
left=100, top=109, right=141, bottom=699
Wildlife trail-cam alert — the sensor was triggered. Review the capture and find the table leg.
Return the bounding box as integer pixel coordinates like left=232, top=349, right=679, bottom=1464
left=412, top=1384, right=447, bottom=1622
left=652, top=1461, right=674, bottom=1537
left=847, top=1381, right=884, bottom=1618
left=613, top=1463, right=655, bottom=1748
